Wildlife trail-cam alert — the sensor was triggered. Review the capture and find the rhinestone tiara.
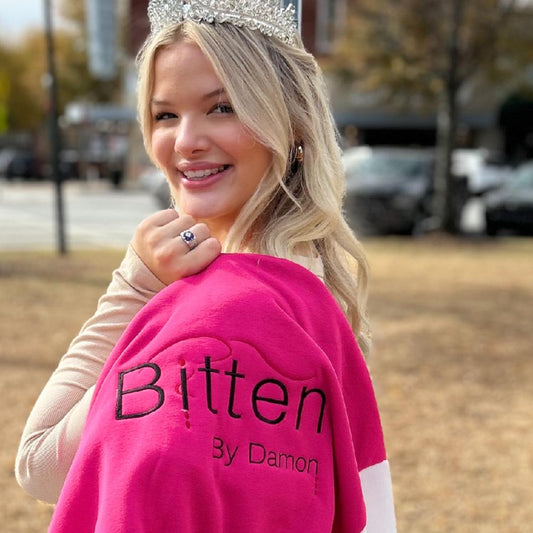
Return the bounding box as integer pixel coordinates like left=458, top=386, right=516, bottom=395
left=147, top=0, right=298, bottom=46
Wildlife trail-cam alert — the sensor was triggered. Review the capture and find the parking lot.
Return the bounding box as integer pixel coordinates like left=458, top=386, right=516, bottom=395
left=0, top=181, right=160, bottom=251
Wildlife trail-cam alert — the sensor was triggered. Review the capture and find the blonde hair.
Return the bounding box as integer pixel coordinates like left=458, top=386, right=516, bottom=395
left=137, top=22, right=371, bottom=356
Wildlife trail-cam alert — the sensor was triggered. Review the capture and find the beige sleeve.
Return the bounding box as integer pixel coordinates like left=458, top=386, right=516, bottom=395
left=15, top=245, right=166, bottom=504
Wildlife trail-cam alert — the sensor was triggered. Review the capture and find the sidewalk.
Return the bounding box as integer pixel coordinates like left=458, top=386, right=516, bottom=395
left=0, top=180, right=486, bottom=252
left=0, top=180, right=159, bottom=251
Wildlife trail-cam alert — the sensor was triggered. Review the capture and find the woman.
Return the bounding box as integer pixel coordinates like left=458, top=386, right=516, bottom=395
left=16, top=1, right=395, bottom=531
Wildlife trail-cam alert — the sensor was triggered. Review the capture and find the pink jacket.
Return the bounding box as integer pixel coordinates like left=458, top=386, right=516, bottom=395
left=50, top=254, right=395, bottom=532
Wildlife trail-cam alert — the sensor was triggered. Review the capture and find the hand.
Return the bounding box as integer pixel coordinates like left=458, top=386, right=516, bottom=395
left=131, top=209, right=221, bottom=285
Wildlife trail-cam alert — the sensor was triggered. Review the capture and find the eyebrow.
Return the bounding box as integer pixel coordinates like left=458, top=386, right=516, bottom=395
left=150, top=88, right=227, bottom=107
left=203, top=87, right=227, bottom=100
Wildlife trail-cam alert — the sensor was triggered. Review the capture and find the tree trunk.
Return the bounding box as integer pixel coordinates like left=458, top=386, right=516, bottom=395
left=434, top=82, right=459, bottom=233
left=432, top=0, right=463, bottom=234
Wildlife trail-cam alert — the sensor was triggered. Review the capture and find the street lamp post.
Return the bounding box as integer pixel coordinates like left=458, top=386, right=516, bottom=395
left=43, top=0, right=67, bottom=254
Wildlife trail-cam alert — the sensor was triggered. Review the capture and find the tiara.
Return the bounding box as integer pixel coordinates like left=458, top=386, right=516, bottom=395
left=147, top=0, right=298, bottom=46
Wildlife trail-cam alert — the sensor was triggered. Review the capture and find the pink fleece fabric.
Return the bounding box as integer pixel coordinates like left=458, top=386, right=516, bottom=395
left=50, top=254, right=387, bottom=533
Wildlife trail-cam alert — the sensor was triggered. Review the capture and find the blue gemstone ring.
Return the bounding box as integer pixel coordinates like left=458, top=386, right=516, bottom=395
left=179, top=229, right=198, bottom=251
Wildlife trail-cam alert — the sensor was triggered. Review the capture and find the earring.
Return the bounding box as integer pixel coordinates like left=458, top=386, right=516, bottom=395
left=288, top=143, right=304, bottom=177
left=296, top=144, right=304, bottom=163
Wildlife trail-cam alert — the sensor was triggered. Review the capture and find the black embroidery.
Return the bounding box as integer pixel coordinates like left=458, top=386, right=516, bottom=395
left=252, top=379, right=289, bottom=425
left=114, top=355, right=327, bottom=434
left=198, top=356, right=220, bottom=414
left=296, top=387, right=326, bottom=434
left=180, top=366, right=189, bottom=411
left=116, top=363, right=164, bottom=420
left=224, top=359, right=245, bottom=419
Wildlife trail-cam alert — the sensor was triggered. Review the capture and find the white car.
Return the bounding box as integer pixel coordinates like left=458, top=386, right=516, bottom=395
left=453, top=149, right=512, bottom=195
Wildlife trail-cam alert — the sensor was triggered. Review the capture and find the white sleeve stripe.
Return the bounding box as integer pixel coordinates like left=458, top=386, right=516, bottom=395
left=360, top=460, right=397, bottom=532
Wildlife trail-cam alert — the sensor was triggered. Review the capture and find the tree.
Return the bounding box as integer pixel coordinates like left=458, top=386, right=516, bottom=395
left=0, top=29, right=101, bottom=132
left=0, top=0, right=122, bottom=133
left=0, top=37, right=45, bottom=132
left=59, top=0, right=85, bottom=31
left=329, top=0, right=533, bottom=233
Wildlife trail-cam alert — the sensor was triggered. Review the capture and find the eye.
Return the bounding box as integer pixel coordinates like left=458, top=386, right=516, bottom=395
left=211, top=103, right=234, bottom=114
left=154, top=112, right=177, bottom=121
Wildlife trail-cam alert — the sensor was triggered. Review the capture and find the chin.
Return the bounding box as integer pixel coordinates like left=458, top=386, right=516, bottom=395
left=178, top=204, right=218, bottom=219
left=179, top=204, right=237, bottom=227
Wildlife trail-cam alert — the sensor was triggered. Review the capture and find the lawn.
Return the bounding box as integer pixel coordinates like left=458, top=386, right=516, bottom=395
left=1, top=238, right=532, bottom=532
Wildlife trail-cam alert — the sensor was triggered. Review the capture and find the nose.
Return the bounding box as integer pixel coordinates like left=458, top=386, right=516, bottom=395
left=173, top=116, right=210, bottom=157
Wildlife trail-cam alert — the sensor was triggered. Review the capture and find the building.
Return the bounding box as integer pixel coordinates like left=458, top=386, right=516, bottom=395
left=121, top=1, right=532, bottom=166
left=125, top=0, right=347, bottom=58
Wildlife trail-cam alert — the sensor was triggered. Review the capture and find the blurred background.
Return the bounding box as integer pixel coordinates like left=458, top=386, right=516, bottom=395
left=1, top=1, right=532, bottom=532
left=0, top=0, right=532, bottom=241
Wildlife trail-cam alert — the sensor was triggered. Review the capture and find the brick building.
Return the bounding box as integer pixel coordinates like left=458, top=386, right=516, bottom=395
left=125, top=0, right=347, bottom=58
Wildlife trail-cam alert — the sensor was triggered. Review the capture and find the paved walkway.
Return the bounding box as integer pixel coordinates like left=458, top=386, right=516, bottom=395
left=0, top=180, right=486, bottom=251
left=0, top=181, right=159, bottom=251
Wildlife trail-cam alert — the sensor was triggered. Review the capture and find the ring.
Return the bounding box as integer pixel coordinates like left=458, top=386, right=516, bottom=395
left=179, top=229, right=198, bottom=251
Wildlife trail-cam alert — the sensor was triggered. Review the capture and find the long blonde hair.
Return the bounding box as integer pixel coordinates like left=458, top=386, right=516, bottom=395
left=137, top=22, right=371, bottom=356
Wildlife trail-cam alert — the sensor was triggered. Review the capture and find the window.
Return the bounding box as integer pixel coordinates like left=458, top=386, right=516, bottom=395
left=316, top=0, right=347, bottom=54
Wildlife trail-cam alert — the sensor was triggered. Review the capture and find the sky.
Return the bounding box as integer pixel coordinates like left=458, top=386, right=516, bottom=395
left=0, top=0, right=64, bottom=43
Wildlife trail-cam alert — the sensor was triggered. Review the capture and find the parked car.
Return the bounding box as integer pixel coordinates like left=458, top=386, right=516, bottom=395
left=484, top=160, right=533, bottom=236
left=0, top=148, right=15, bottom=177
left=0, top=148, right=42, bottom=181
left=343, top=147, right=437, bottom=234
left=453, top=148, right=512, bottom=196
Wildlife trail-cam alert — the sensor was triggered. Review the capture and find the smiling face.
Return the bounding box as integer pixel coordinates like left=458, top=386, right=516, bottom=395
left=150, top=40, right=273, bottom=241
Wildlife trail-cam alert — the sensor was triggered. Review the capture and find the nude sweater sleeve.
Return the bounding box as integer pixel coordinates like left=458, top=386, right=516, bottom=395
left=15, top=245, right=166, bottom=504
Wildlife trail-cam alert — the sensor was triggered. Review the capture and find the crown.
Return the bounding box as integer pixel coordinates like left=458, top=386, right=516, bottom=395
left=147, top=0, right=298, bottom=46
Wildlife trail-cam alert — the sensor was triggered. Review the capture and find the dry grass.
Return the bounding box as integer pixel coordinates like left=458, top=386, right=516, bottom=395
left=1, top=239, right=532, bottom=532
left=1, top=250, right=124, bottom=532
left=365, top=236, right=533, bottom=532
